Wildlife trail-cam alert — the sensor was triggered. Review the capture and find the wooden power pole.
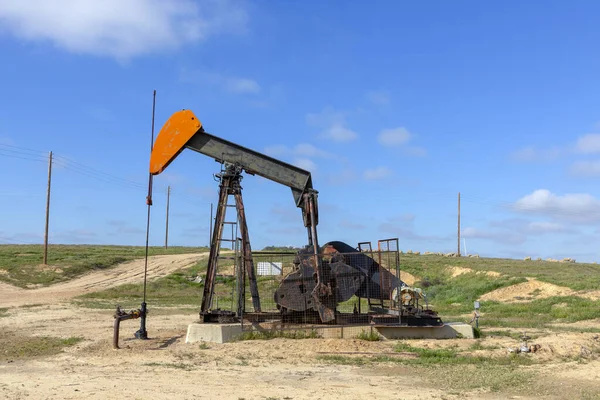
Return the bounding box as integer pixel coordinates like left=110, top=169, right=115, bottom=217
left=43, top=151, right=53, bottom=265
left=165, top=186, right=171, bottom=249
left=457, top=192, right=461, bottom=257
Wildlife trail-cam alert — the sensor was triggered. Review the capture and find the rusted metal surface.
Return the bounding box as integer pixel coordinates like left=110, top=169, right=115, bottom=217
left=233, top=189, right=260, bottom=312
left=201, top=164, right=261, bottom=321
left=200, top=173, right=230, bottom=317
left=273, top=241, right=399, bottom=320
left=113, top=306, right=144, bottom=349
left=256, top=240, right=444, bottom=329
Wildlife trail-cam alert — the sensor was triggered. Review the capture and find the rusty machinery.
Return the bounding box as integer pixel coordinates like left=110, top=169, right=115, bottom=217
left=149, top=109, right=442, bottom=327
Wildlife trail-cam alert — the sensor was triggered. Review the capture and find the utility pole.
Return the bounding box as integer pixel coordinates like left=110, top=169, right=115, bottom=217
left=165, top=186, right=170, bottom=249
left=43, top=151, right=53, bottom=265
left=457, top=192, right=461, bottom=257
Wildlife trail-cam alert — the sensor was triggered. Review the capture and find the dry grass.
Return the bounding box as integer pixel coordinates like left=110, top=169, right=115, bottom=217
left=0, top=332, right=83, bottom=361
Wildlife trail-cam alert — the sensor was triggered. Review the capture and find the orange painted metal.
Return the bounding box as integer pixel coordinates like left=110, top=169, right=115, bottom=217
left=149, top=109, right=203, bottom=175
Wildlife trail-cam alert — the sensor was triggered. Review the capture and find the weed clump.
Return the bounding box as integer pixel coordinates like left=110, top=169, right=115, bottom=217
left=356, top=330, right=381, bottom=341
left=237, top=329, right=321, bottom=341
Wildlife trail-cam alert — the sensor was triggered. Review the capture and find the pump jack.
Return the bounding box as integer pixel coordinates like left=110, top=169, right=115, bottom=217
left=150, top=110, right=334, bottom=322
left=149, top=109, right=442, bottom=327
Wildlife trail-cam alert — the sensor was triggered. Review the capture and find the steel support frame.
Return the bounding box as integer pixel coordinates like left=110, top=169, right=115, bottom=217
left=200, top=164, right=261, bottom=321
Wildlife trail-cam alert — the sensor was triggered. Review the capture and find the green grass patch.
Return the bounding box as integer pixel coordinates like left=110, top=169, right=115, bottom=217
left=316, top=355, right=367, bottom=366
left=237, top=329, right=321, bottom=341
left=75, top=257, right=216, bottom=308
left=400, top=253, right=600, bottom=291
left=317, top=342, right=533, bottom=368
left=477, top=296, right=600, bottom=328
left=0, top=335, right=84, bottom=361
left=469, top=341, right=501, bottom=351
left=413, top=272, right=527, bottom=315
left=0, top=244, right=207, bottom=288
left=317, top=340, right=536, bottom=392
left=0, top=308, right=8, bottom=318
left=428, top=364, right=534, bottom=393
left=143, top=362, right=195, bottom=371
left=355, top=329, right=381, bottom=341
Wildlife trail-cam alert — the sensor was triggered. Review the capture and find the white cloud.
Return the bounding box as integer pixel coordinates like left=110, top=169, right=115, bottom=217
left=53, top=229, right=98, bottom=243
left=570, top=160, right=600, bottom=177
left=510, top=146, right=561, bottom=162
left=379, top=214, right=447, bottom=242
left=264, top=143, right=332, bottom=159
left=181, top=69, right=260, bottom=95
left=363, top=166, right=392, bottom=180
left=378, top=127, right=411, bottom=147
left=0, top=136, right=14, bottom=145
left=0, top=0, right=248, bottom=60
left=293, top=143, right=331, bottom=158
left=366, top=90, right=390, bottom=105
left=462, top=227, right=526, bottom=245
left=306, top=107, right=358, bottom=143
left=513, top=189, right=600, bottom=223
left=306, top=107, right=345, bottom=127
left=155, top=172, right=186, bottom=186
left=293, top=158, right=317, bottom=172
left=376, top=127, right=426, bottom=156
left=405, top=146, right=427, bottom=157
left=323, top=124, right=358, bottom=142
left=339, top=220, right=366, bottom=230
left=264, top=145, right=288, bottom=157
left=223, top=77, right=261, bottom=94
left=525, top=221, right=569, bottom=234
left=325, top=167, right=358, bottom=186
left=488, top=217, right=573, bottom=235
left=575, top=134, right=600, bottom=154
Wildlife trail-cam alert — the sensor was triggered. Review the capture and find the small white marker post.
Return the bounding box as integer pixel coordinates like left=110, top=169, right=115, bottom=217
left=473, top=301, right=480, bottom=329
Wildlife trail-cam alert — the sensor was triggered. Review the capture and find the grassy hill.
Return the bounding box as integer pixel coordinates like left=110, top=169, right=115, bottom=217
left=3, top=245, right=600, bottom=331
left=0, top=244, right=207, bottom=287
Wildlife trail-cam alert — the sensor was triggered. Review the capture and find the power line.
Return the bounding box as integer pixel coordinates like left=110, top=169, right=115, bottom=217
left=51, top=161, right=146, bottom=192
left=0, top=143, right=47, bottom=155
left=53, top=155, right=147, bottom=189
left=0, top=149, right=48, bottom=163
left=0, top=235, right=39, bottom=245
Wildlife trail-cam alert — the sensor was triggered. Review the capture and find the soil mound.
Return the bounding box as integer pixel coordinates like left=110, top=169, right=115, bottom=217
left=480, top=278, right=574, bottom=303
left=399, top=271, right=417, bottom=286
left=447, top=266, right=501, bottom=278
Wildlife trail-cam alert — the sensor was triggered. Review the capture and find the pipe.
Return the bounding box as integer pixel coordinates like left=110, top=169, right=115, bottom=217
left=113, top=306, right=143, bottom=349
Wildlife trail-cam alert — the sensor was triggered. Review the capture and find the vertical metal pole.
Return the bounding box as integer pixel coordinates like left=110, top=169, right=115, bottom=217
left=234, top=189, right=261, bottom=312
left=165, top=186, right=170, bottom=249
left=43, top=151, right=52, bottom=265
left=201, top=180, right=230, bottom=316
left=137, top=89, right=156, bottom=341
left=209, top=203, right=213, bottom=247
left=457, top=192, right=461, bottom=257
left=394, top=238, right=401, bottom=325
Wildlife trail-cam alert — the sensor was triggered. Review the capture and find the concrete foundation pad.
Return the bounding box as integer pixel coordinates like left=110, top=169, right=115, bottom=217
left=185, top=322, right=473, bottom=344
left=185, top=323, right=243, bottom=344
left=375, top=322, right=474, bottom=339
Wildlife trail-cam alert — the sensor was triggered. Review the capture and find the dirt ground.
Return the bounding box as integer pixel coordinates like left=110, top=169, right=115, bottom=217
left=1, top=255, right=600, bottom=399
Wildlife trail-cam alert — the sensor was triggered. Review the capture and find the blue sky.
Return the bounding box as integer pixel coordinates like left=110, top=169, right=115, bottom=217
left=1, top=0, right=600, bottom=261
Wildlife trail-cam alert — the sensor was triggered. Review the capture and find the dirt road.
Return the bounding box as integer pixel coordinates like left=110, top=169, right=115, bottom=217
left=0, top=253, right=206, bottom=307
